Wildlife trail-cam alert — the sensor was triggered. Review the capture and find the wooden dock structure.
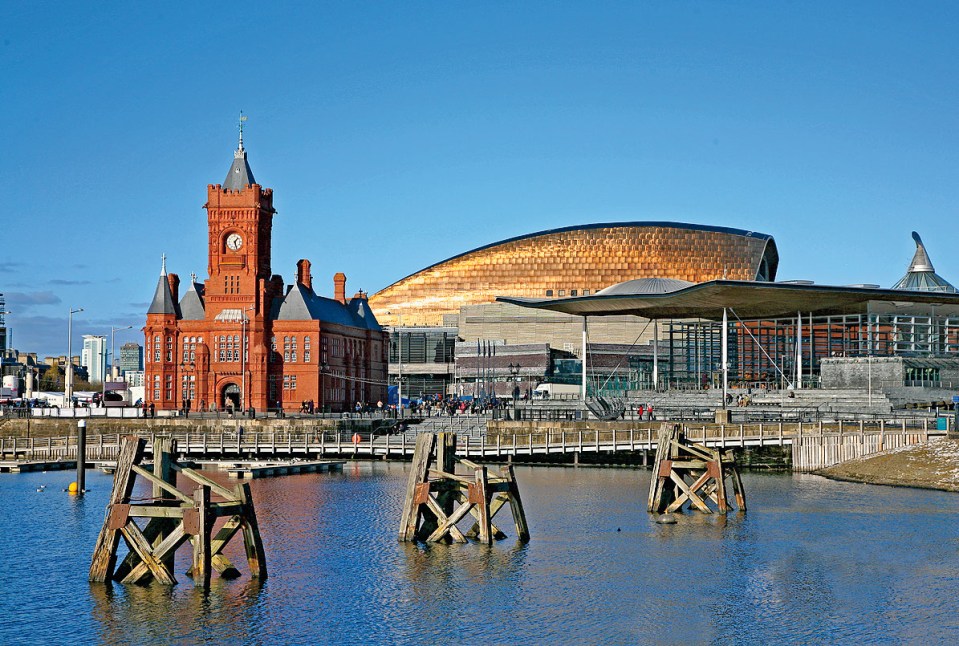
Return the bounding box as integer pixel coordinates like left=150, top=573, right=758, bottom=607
left=648, top=424, right=746, bottom=514
left=89, top=435, right=267, bottom=588
left=399, top=432, right=529, bottom=544
left=226, top=460, right=345, bottom=479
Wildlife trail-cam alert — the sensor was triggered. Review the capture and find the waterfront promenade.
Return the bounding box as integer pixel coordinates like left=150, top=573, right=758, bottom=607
left=1, top=417, right=943, bottom=472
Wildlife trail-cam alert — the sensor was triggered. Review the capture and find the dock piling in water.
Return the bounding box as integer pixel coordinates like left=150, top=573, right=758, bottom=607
left=399, top=432, right=530, bottom=544
left=648, top=423, right=746, bottom=515
left=89, top=434, right=267, bottom=587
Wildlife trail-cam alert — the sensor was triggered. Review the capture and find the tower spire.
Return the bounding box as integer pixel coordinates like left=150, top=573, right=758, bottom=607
left=237, top=110, right=247, bottom=154
left=161, top=253, right=167, bottom=276
left=224, top=113, right=256, bottom=190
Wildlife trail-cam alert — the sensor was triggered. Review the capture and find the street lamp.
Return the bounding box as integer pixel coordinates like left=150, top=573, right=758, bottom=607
left=509, top=362, right=520, bottom=419
left=320, top=361, right=330, bottom=415
left=387, top=312, right=404, bottom=417
left=66, top=307, right=84, bottom=406
left=240, top=305, right=255, bottom=415
left=111, top=325, right=133, bottom=379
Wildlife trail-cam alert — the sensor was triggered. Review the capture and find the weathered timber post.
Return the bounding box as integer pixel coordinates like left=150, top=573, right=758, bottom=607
left=192, top=486, right=212, bottom=589
left=90, top=436, right=145, bottom=583
left=398, top=432, right=529, bottom=544
left=76, top=419, right=87, bottom=495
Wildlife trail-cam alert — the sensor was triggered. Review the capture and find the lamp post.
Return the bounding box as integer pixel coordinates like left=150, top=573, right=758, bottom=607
left=110, top=325, right=133, bottom=380
left=240, top=305, right=255, bottom=415
left=65, top=307, right=83, bottom=406
left=320, top=361, right=330, bottom=415
left=387, top=312, right=404, bottom=418
left=509, top=362, right=520, bottom=419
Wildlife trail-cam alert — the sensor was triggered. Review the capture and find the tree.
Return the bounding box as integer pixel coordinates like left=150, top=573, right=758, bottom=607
left=39, top=364, right=63, bottom=391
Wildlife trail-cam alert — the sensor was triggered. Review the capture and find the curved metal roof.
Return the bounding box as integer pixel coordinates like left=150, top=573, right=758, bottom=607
left=596, top=277, right=694, bottom=295
left=382, top=221, right=775, bottom=288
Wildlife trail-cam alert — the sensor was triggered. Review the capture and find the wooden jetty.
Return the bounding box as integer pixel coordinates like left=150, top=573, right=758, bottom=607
left=0, top=459, right=76, bottom=473
left=648, top=423, right=746, bottom=514
left=89, top=435, right=267, bottom=587
left=227, top=460, right=345, bottom=479
left=399, top=432, right=529, bottom=544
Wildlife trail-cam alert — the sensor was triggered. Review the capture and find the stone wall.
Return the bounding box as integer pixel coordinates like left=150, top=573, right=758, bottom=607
left=820, top=357, right=903, bottom=389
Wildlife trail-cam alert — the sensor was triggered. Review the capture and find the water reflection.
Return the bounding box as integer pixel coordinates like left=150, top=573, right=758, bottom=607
left=2, top=464, right=959, bottom=643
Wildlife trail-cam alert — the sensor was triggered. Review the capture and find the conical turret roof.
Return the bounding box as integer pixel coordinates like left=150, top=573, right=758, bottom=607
left=223, top=114, right=256, bottom=190
left=147, top=256, right=178, bottom=315
left=892, top=232, right=957, bottom=293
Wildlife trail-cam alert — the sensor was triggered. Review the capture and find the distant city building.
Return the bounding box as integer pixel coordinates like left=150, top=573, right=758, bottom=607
left=0, top=293, right=7, bottom=353
left=123, top=370, right=145, bottom=388
left=119, top=342, right=143, bottom=373
left=81, top=335, right=107, bottom=384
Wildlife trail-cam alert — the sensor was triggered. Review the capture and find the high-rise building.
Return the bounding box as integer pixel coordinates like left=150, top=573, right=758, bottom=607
left=118, top=343, right=143, bottom=373
left=81, top=335, right=107, bottom=384
left=0, top=293, right=7, bottom=353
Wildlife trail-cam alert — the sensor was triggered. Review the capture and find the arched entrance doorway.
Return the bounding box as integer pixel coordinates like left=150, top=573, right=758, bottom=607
left=222, top=383, right=240, bottom=411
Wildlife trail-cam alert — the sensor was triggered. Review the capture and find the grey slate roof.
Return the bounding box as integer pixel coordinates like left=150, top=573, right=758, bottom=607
left=275, top=283, right=381, bottom=330
left=892, top=231, right=957, bottom=293
left=179, top=281, right=206, bottom=320
left=348, top=297, right=382, bottom=331
left=223, top=148, right=256, bottom=190
left=147, top=274, right=177, bottom=315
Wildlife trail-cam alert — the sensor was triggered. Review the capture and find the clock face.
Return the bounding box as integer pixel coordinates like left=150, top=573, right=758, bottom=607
left=226, top=233, right=243, bottom=251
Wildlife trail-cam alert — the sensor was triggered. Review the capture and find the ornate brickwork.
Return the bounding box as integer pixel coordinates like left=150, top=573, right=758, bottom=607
left=144, top=138, right=388, bottom=414
left=369, top=223, right=778, bottom=327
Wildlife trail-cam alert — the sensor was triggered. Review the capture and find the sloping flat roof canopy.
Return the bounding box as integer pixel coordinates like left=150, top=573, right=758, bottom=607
left=497, top=280, right=959, bottom=321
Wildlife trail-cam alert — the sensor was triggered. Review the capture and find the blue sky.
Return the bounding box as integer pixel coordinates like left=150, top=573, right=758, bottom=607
left=2, top=1, right=957, bottom=358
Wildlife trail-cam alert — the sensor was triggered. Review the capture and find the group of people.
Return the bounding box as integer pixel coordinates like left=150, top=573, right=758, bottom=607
left=725, top=393, right=753, bottom=407
left=635, top=403, right=655, bottom=420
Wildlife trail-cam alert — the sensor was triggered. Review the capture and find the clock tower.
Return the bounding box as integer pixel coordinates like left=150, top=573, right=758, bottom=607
left=203, top=121, right=277, bottom=320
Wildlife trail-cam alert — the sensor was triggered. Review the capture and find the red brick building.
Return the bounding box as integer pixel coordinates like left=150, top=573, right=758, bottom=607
left=144, top=132, right=388, bottom=413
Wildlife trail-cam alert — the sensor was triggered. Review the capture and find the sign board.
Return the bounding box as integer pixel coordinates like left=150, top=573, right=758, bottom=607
left=0, top=387, right=15, bottom=398
left=952, top=396, right=959, bottom=404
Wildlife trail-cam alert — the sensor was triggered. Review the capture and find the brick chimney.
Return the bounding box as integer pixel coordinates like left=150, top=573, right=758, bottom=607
left=296, top=259, right=312, bottom=290
left=167, top=273, right=180, bottom=304
left=333, top=272, right=347, bottom=304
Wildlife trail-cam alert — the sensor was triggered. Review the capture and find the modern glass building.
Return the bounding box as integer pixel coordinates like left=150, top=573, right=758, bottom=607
left=500, top=231, right=959, bottom=391
left=118, top=342, right=144, bottom=373
left=81, top=335, right=108, bottom=384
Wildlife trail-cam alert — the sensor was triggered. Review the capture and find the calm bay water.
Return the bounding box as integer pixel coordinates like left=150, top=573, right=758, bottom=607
left=2, top=462, right=959, bottom=644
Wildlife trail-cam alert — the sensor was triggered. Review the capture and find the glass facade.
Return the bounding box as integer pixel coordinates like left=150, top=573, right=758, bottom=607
left=389, top=327, right=457, bottom=398
left=664, top=309, right=959, bottom=388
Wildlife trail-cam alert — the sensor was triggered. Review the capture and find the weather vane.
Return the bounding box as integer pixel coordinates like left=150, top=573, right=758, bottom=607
left=238, top=111, right=248, bottom=150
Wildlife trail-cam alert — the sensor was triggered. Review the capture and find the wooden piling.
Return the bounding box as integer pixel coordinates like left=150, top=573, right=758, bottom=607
left=398, top=432, right=529, bottom=544
left=76, top=420, right=87, bottom=495
left=648, top=423, right=746, bottom=515
left=89, top=434, right=268, bottom=587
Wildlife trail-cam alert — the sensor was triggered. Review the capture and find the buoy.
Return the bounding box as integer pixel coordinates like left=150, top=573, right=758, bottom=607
left=68, top=482, right=79, bottom=494
left=656, top=514, right=677, bottom=525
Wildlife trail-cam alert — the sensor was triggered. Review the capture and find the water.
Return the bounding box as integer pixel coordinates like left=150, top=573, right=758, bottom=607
left=2, top=463, right=959, bottom=644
